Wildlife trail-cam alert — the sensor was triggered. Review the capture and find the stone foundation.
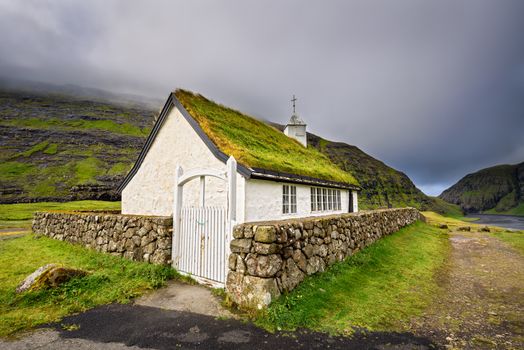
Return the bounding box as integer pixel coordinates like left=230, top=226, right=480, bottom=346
left=226, top=208, right=423, bottom=309
left=32, top=211, right=173, bottom=264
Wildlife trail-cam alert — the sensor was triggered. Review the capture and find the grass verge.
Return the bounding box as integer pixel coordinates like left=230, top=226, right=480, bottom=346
left=0, top=234, right=177, bottom=337
left=489, top=231, right=524, bottom=255
left=0, top=201, right=121, bottom=229
left=255, top=221, right=450, bottom=333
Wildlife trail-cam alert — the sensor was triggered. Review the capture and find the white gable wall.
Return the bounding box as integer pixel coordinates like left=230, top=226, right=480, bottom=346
left=244, top=179, right=353, bottom=222
left=122, top=106, right=246, bottom=221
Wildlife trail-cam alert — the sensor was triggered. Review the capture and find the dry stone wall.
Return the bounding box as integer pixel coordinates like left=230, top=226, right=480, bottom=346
left=32, top=212, right=173, bottom=264
left=226, top=208, right=423, bottom=309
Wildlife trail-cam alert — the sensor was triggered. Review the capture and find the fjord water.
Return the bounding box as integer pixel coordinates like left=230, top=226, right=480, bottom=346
left=466, top=214, right=524, bottom=231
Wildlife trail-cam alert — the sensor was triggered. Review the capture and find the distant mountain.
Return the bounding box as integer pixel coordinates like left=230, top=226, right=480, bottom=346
left=0, top=77, right=163, bottom=109
left=0, top=86, right=459, bottom=215
left=0, top=89, right=156, bottom=203
left=440, top=162, right=524, bottom=216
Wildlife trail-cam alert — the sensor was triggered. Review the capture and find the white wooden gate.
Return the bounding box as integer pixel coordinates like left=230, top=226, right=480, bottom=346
left=172, top=157, right=237, bottom=286
left=178, top=206, right=227, bottom=283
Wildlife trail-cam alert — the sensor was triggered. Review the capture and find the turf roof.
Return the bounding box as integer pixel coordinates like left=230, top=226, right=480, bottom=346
left=175, top=89, right=358, bottom=186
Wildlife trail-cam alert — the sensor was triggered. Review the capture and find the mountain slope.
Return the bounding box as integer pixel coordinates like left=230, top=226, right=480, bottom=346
left=439, top=162, right=524, bottom=215
left=0, top=89, right=155, bottom=203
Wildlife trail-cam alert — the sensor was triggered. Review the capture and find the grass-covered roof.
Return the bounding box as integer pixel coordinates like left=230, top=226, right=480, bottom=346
left=175, top=89, right=358, bottom=186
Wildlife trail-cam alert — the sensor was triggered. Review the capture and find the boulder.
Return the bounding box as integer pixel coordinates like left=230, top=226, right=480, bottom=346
left=16, top=264, right=88, bottom=293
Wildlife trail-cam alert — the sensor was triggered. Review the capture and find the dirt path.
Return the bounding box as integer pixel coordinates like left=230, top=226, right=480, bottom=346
left=410, top=230, right=524, bottom=349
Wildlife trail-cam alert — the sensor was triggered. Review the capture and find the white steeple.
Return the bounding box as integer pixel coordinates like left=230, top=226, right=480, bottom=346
left=284, top=95, right=307, bottom=147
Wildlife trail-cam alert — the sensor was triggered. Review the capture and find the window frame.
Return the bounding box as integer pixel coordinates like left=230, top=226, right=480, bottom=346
left=310, top=186, right=342, bottom=213
left=283, top=184, right=297, bottom=214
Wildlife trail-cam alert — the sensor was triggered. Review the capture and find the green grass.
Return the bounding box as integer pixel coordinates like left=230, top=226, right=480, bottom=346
left=17, top=141, right=49, bottom=158
left=107, top=162, right=131, bottom=175
left=256, top=221, right=449, bottom=333
left=3, top=117, right=150, bottom=137
left=75, top=157, right=101, bottom=184
left=485, top=202, right=524, bottom=217
left=490, top=230, right=524, bottom=254
left=175, top=90, right=358, bottom=186
left=43, top=143, right=58, bottom=155
left=0, top=201, right=121, bottom=228
left=0, top=234, right=177, bottom=337
left=0, top=161, right=35, bottom=181
left=422, top=211, right=480, bottom=227
left=428, top=197, right=464, bottom=218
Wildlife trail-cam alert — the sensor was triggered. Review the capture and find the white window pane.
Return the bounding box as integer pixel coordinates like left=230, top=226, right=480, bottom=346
left=322, top=188, right=327, bottom=210
left=311, top=188, right=316, bottom=211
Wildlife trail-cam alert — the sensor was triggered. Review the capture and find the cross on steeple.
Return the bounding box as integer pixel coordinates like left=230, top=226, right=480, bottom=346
left=291, top=95, right=297, bottom=114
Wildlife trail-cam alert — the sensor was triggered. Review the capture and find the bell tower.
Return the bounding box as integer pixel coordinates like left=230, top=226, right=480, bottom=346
left=284, top=95, right=307, bottom=147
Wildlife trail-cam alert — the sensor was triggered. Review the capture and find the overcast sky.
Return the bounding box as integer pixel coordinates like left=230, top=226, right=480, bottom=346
left=1, top=0, right=523, bottom=196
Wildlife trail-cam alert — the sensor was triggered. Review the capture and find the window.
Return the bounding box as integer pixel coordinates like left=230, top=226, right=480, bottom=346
left=283, top=185, right=297, bottom=214
left=311, top=187, right=342, bottom=212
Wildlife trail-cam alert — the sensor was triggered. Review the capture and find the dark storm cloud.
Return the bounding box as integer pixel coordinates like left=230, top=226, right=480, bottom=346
left=1, top=0, right=523, bottom=195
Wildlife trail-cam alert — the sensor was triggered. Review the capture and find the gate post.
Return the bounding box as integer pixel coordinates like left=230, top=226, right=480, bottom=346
left=226, top=156, right=237, bottom=222
left=172, top=165, right=184, bottom=268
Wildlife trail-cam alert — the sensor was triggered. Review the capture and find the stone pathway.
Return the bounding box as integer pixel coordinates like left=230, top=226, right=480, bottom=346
left=134, top=281, right=234, bottom=319
left=409, top=230, right=524, bottom=349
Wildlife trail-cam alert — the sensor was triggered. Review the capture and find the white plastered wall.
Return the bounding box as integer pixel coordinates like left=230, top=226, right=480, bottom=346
left=244, top=179, right=351, bottom=222
left=122, top=105, right=245, bottom=221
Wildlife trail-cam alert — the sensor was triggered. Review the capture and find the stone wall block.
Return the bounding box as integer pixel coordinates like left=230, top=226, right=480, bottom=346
left=254, top=226, right=277, bottom=243
left=254, top=242, right=280, bottom=255
left=228, top=253, right=238, bottom=270
left=230, top=239, right=252, bottom=253
left=233, top=225, right=244, bottom=239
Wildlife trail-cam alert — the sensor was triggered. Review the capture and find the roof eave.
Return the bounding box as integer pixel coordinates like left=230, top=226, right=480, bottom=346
left=250, top=168, right=360, bottom=190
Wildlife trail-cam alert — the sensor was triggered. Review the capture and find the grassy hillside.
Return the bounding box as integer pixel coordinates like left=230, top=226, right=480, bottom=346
left=0, top=90, right=155, bottom=203
left=440, top=162, right=524, bottom=215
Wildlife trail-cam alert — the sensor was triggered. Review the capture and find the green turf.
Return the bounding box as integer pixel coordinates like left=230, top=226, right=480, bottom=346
left=175, top=90, right=358, bottom=186
left=0, top=201, right=121, bottom=228
left=0, top=234, right=177, bottom=337
left=255, top=221, right=450, bottom=333
left=490, top=230, right=524, bottom=254
left=3, top=117, right=150, bottom=137
left=485, top=202, right=524, bottom=217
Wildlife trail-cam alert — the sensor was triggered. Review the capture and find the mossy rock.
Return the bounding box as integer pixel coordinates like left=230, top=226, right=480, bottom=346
left=16, top=263, right=88, bottom=293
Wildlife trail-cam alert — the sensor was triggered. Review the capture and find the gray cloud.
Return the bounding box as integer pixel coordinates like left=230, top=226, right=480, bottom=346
left=1, top=0, right=523, bottom=195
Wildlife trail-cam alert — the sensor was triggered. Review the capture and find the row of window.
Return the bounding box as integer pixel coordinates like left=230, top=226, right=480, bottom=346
left=311, top=187, right=342, bottom=212
left=282, top=185, right=342, bottom=214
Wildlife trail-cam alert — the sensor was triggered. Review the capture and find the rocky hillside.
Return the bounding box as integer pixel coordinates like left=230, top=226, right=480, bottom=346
left=0, top=89, right=155, bottom=203
left=0, top=88, right=457, bottom=214
left=440, top=162, right=524, bottom=215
